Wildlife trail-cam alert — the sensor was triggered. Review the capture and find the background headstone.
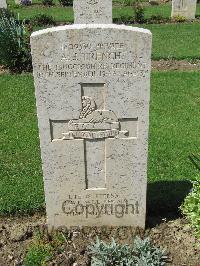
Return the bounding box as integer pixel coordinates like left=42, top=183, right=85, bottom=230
left=171, top=0, right=197, bottom=19
left=73, top=0, right=112, bottom=24
left=31, top=0, right=152, bottom=229
left=0, top=0, right=7, bottom=8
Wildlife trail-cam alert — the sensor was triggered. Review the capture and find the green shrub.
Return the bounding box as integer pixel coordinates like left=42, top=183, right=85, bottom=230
left=148, top=14, right=167, bottom=24
left=58, top=0, right=73, bottom=7
left=88, top=236, right=167, bottom=265
left=0, top=9, right=15, bottom=19
left=42, top=0, right=54, bottom=6
left=30, top=14, right=56, bottom=27
left=134, top=0, right=145, bottom=24
left=181, top=175, right=200, bottom=238
left=0, top=11, right=32, bottom=73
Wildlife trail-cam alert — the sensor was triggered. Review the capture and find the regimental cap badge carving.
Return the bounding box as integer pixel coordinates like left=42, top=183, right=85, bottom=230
left=62, top=96, right=129, bottom=140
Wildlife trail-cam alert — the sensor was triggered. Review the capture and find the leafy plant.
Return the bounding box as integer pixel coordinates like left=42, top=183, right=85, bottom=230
left=133, top=237, right=167, bottom=265
left=58, top=0, right=73, bottom=7
left=30, top=14, right=56, bottom=27
left=0, top=8, right=15, bottom=20
left=172, top=15, right=186, bottom=23
left=88, top=236, right=167, bottom=266
left=42, top=0, right=54, bottom=6
left=0, top=10, right=32, bottom=72
left=88, top=237, right=135, bottom=265
left=134, top=0, right=145, bottom=24
left=181, top=174, right=200, bottom=238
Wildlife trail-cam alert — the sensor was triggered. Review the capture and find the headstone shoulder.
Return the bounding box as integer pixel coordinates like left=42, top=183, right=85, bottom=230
left=31, top=24, right=152, bottom=38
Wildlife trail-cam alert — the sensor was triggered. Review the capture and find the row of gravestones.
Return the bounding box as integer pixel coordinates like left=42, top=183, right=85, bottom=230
left=0, top=0, right=198, bottom=19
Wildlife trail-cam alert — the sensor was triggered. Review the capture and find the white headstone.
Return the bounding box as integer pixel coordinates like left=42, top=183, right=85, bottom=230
left=0, top=0, right=7, bottom=8
left=171, top=0, right=197, bottom=19
left=31, top=0, right=152, bottom=229
left=73, top=0, right=112, bottom=24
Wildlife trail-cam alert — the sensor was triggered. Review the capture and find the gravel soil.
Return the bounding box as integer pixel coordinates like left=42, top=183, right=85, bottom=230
left=0, top=214, right=199, bottom=265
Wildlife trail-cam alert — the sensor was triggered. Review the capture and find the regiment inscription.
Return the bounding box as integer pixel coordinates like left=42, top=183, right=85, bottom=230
left=35, top=40, right=148, bottom=79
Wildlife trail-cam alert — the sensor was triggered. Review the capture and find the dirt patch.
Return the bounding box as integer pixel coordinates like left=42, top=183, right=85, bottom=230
left=152, top=59, right=200, bottom=71
left=148, top=219, right=200, bottom=266
left=0, top=214, right=45, bottom=266
left=0, top=214, right=199, bottom=265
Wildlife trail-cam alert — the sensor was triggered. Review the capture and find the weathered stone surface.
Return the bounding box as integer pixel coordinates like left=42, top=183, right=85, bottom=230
left=171, top=0, right=197, bottom=19
left=31, top=24, right=152, bottom=229
left=73, top=0, right=112, bottom=24
left=0, top=0, right=7, bottom=8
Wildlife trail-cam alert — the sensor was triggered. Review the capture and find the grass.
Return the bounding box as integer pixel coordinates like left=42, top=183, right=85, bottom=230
left=0, top=74, right=44, bottom=214
left=148, top=72, right=200, bottom=213
left=149, top=71, right=199, bottom=183
left=0, top=72, right=199, bottom=215
left=145, top=23, right=200, bottom=60
left=8, top=1, right=74, bottom=22
left=113, top=3, right=173, bottom=19
left=7, top=1, right=200, bottom=22
left=5, top=3, right=200, bottom=60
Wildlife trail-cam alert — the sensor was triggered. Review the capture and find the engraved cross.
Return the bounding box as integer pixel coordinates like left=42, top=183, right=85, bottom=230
left=61, top=83, right=138, bottom=190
